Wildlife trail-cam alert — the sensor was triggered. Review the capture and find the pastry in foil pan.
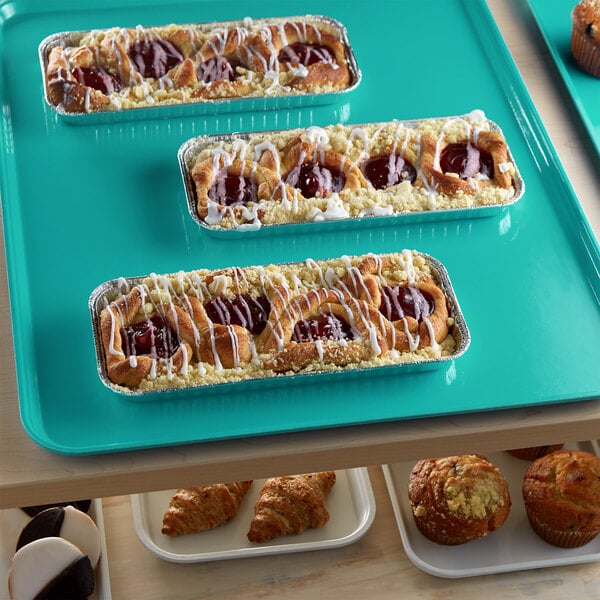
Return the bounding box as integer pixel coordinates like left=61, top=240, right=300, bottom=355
left=39, top=15, right=360, bottom=122
left=89, top=250, right=470, bottom=398
left=179, top=110, right=524, bottom=234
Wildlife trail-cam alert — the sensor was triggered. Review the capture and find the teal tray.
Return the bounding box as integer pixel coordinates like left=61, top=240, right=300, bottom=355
left=1, top=0, right=599, bottom=455
left=527, top=0, right=600, bottom=157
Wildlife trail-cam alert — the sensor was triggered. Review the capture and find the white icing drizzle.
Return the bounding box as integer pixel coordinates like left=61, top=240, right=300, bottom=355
left=103, top=252, right=448, bottom=385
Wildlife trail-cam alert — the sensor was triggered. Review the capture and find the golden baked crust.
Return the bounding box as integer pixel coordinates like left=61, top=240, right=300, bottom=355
left=95, top=250, right=459, bottom=391
left=184, top=112, right=520, bottom=230
left=161, top=481, right=252, bottom=536
left=42, top=17, right=354, bottom=114
left=522, top=449, right=600, bottom=547
left=408, top=454, right=511, bottom=545
left=247, top=472, right=336, bottom=543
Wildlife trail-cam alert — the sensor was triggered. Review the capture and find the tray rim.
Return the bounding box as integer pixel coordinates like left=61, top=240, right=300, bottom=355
left=525, top=0, right=600, bottom=158
left=130, top=467, right=376, bottom=563
left=382, top=440, right=600, bottom=579
left=0, top=0, right=599, bottom=456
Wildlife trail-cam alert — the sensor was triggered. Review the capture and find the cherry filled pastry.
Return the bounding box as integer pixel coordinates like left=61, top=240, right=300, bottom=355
left=42, top=17, right=354, bottom=114
left=94, top=250, right=462, bottom=392
left=183, top=110, right=522, bottom=231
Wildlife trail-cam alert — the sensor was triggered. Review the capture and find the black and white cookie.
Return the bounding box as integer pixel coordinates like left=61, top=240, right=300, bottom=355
left=16, top=505, right=101, bottom=568
left=20, top=499, right=91, bottom=518
left=8, top=537, right=94, bottom=600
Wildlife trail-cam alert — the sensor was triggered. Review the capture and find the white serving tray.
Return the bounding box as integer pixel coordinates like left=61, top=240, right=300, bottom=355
left=383, top=441, right=600, bottom=578
left=131, top=468, right=375, bottom=563
left=1, top=499, right=111, bottom=599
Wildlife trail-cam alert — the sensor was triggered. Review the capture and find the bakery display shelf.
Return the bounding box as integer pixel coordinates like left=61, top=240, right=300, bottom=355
left=526, top=0, right=600, bottom=158
left=0, top=0, right=599, bottom=455
left=131, top=468, right=375, bottom=563
left=0, top=499, right=112, bottom=599
left=383, top=440, right=600, bottom=578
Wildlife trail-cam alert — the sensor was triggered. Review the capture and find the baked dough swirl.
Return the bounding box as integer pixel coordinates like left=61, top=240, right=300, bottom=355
left=183, top=111, right=522, bottom=230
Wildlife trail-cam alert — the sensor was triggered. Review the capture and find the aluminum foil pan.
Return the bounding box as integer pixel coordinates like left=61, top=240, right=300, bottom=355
left=89, top=251, right=470, bottom=400
left=38, top=15, right=361, bottom=125
left=179, top=111, right=525, bottom=237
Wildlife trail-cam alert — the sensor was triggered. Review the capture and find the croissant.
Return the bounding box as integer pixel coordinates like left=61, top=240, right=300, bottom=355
left=43, top=18, right=354, bottom=115
left=245, top=21, right=351, bottom=91
left=161, top=481, right=253, bottom=536
left=94, top=251, right=459, bottom=391
left=247, top=472, right=336, bottom=543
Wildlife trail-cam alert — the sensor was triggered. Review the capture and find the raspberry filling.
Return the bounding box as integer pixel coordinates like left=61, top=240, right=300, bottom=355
left=285, top=163, right=346, bottom=198
left=439, top=143, right=494, bottom=179
left=379, top=286, right=434, bottom=322
left=71, top=67, right=122, bottom=94
left=278, top=42, right=335, bottom=66
left=120, top=315, right=180, bottom=359
left=292, top=312, right=355, bottom=342
left=198, top=56, right=243, bottom=83
left=362, top=154, right=417, bottom=189
left=204, top=294, right=271, bottom=335
left=209, top=172, right=258, bottom=206
left=128, top=39, right=184, bottom=79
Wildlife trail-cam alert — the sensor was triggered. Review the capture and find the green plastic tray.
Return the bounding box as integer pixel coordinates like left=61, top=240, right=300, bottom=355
left=1, top=0, right=599, bottom=455
left=527, top=0, right=600, bottom=157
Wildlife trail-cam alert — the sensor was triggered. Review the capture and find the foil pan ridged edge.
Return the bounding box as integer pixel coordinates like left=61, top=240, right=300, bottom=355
left=38, top=15, right=362, bottom=124
left=88, top=252, right=471, bottom=400
left=179, top=113, right=525, bottom=236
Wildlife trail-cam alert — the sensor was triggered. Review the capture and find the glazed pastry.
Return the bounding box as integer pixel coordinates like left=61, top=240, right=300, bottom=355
left=247, top=472, right=336, bottom=543
left=98, top=285, right=195, bottom=387
left=161, top=481, right=252, bottom=536
left=93, top=250, right=461, bottom=392
left=522, top=450, right=600, bottom=547
left=182, top=111, right=521, bottom=230
left=42, top=17, right=355, bottom=114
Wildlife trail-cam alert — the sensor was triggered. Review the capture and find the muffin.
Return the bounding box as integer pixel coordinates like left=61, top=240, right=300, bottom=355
left=571, top=0, right=600, bottom=77
left=522, top=449, right=600, bottom=548
left=506, top=444, right=564, bottom=461
left=408, top=454, right=511, bottom=545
